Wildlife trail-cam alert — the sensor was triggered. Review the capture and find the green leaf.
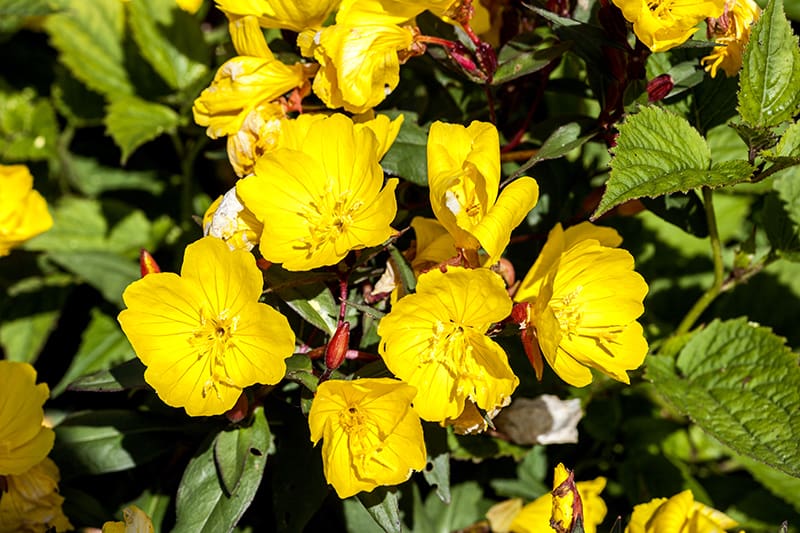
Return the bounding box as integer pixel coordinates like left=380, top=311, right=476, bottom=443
left=381, top=116, right=429, bottom=186
left=593, top=106, right=753, bottom=218
left=44, top=0, right=133, bottom=98
left=508, top=122, right=596, bottom=181
left=413, top=481, right=489, bottom=533
left=265, top=266, right=338, bottom=335
left=0, top=86, right=59, bottom=161
left=762, top=191, right=800, bottom=258
left=52, top=65, right=107, bottom=125
left=214, top=412, right=273, bottom=496
left=387, top=244, right=416, bottom=294
left=492, top=33, right=570, bottom=85
left=774, top=162, right=800, bottom=226
left=736, top=454, right=800, bottom=513
left=47, top=250, right=139, bottom=306
left=66, top=155, right=164, bottom=196
left=67, top=358, right=147, bottom=393
left=126, top=0, right=209, bottom=91
left=421, top=424, right=450, bottom=504
left=174, top=408, right=270, bottom=533
left=25, top=197, right=108, bottom=252
left=763, top=121, right=800, bottom=175
left=646, top=318, right=800, bottom=478
left=52, top=308, right=133, bottom=397
left=0, top=0, right=65, bottom=16
left=490, top=446, right=548, bottom=500
left=105, top=96, right=181, bottom=162
left=639, top=192, right=709, bottom=238
left=738, top=0, right=800, bottom=128
left=357, top=487, right=402, bottom=533
left=52, top=409, right=187, bottom=478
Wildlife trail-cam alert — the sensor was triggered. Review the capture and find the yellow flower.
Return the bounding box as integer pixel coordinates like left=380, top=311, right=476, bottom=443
left=336, top=0, right=459, bottom=25
left=217, top=0, right=341, bottom=32
left=117, top=236, right=296, bottom=416
left=0, top=361, right=54, bottom=476
left=410, top=216, right=458, bottom=272
left=427, top=121, right=539, bottom=265
left=202, top=188, right=264, bottom=252
left=611, top=0, right=725, bottom=52
left=236, top=114, right=399, bottom=271
left=308, top=378, right=427, bottom=499
left=625, top=490, right=739, bottom=533
left=0, top=458, right=72, bottom=533
left=515, top=222, right=648, bottom=387
left=378, top=266, right=518, bottom=422
left=0, top=164, right=53, bottom=257
left=102, top=505, right=154, bottom=533
left=299, top=22, right=415, bottom=114
left=509, top=463, right=607, bottom=533
left=192, top=16, right=309, bottom=138
left=701, top=0, right=760, bottom=77
left=176, top=0, right=203, bottom=13
left=226, top=103, right=286, bottom=177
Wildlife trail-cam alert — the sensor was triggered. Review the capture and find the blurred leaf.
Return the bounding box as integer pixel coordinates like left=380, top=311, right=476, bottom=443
left=126, top=0, right=209, bottom=91
left=0, top=86, right=59, bottom=161
left=490, top=446, right=548, bottom=500
left=52, top=65, right=106, bottom=125
left=509, top=122, right=596, bottom=181
left=174, top=407, right=269, bottom=533
left=381, top=115, right=428, bottom=186
left=25, top=197, right=108, bottom=251
left=639, top=192, right=709, bottom=238
left=44, top=0, right=133, bottom=98
left=214, top=411, right=273, bottom=496
left=67, top=357, right=147, bottom=393
left=691, top=71, right=740, bottom=134
left=774, top=163, right=800, bottom=226
left=736, top=454, right=800, bottom=513
left=764, top=190, right=800, bottom=259
left=422, top=424, right=450, bottom=504
left=66, top=155, right=164, bottom=196
left=52, top=308, right=132, bottom=397
left=763, top=121, right=800, bottom=176
left=647, top=318, right=800, bottom=478
left=265, top=266, right=338, bottom=335
left=738, top=0, right=800, bottom=128
left=493, top=34, right=570, bottom=85
left=358, top=487, right=402, bottom=533
left=47, top=250, right=139, bottom=306
left=527, top=7, right=611, bottom=73
left=104, top=96, right=181, bottom=162
left=594, top=106, right=753, bottom=218
left=52, top=409, right=186, bottom=478
left=0, top=275, right=71, bottom=363
left=0, top=0, right=64, bottom=15
left=412, top=481, right=489, bottom=533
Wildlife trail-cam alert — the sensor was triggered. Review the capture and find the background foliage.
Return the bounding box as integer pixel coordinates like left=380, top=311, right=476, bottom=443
left=2, top=0, right=800, bottom=530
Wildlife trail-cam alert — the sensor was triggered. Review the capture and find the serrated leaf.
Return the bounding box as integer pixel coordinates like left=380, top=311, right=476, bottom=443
left=0, top=0, right=64, bottom=16
left=738, top=0, right=800, bottom=128
left=214, top=410, right=273, bottom=497
left=0, top=86, right=59, bottom=161
left=52, top=410, right=186, bottom=478
left=265, top=266, right=338, bottom=335
left=357, top=487, right=401, bottom=533
left=126, top=0, right=209, bottom=90
left=67, top=358, right=147, bottom=393
left=646, top=318, right=800, bottom=478
left=594, top=106, right=753, bottom=218
left=44, top=0, right=132, bottom=98
left=381, top=117, right=428, bottom=186
left=509, top=122, right=596, bottom=181
left=174, top=408, right=269, bottom=533
left=493, top=34, right=570, bottom=85
left=52, top=308, right=133, bottom=397
left=105, top=96, right=181, bottom=162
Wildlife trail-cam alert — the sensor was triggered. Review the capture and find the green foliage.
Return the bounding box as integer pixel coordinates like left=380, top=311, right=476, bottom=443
left=104, top=97, right=182, bottom=163
left=0, top=86, right=59, bottom=161
left=647, top=318, right=800, bottom=478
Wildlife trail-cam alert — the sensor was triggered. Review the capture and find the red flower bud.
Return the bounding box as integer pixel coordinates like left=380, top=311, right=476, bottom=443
left=139, top=249, right=161, bottom=277
left=225, top=392, right=249, bottom=423
left=325, top=322, right=351, bottom=371
left=647, top=74, right=674, bottom=102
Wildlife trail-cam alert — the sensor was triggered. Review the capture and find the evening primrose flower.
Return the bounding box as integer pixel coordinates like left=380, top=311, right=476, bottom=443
left=508, top=463, right=607, bottom=533
left=216, top=0, right=341, bottom=32
left=625, top=490, right=738, bottom=533
left=515, top=222, right=648, bottom=387
left=378, top=266, right=518, bottom=422
left=118, top=236, right=295, bottom=417
left=202, top=187, right=264, bottom=251
left=427, top=121, right=539, bottom=265
left=236, top=114, right=399, bottom=271
left=0, top=164, right=53, bottom=257
left=308, top=378, right=427, bottom=499
left=337, top=0, right=459, bottom=25
left=0, top=361, right=55, bottom=476
left=611, top=0, right=725, bottom=52
left=701, top=0, right=760, bottom=77
left=176, top=0, right=202, bottom=13
left=192, top=16, right=309, bottom=138
left=0, top=458, right=72, bottom=532
left=102, top=505, right=154, bottom=533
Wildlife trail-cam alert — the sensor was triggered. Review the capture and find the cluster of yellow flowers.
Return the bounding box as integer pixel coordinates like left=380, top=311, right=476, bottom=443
left=111, top=0, right=656, bottom=500
left=0, top=361, right=71, bottom=532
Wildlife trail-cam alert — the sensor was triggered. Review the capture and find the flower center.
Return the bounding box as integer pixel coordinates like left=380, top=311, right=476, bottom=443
left=189, top=308, right=240, bottom=399
left=299, top=188, right=363, bottom=255
left=551, top=286, right=584, bottom=336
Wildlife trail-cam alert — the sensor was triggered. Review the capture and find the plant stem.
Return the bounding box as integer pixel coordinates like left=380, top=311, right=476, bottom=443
left=672, top=187, right=725, bottom=338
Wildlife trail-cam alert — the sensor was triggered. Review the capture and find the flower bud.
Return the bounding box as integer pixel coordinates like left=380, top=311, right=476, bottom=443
left=139, top=249, right=161, bottom=277
left=647, top=74, right=674, bottom=102
left=225, top=392, right=249, bottom=424
left=510, top=302, right=530, bottom=326
left=551, top=464, right=582, bottom=533
left=325, top=322, right=351, bottom=371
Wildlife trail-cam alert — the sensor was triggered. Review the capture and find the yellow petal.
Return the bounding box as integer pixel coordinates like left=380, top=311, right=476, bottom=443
left=472, top=177, right=538, bottom=264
